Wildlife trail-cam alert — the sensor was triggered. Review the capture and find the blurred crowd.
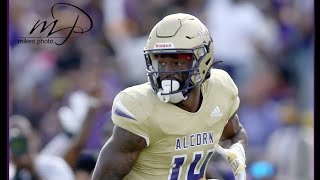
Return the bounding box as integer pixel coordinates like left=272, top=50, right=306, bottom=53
left=9, top=0, right=314, bottom=179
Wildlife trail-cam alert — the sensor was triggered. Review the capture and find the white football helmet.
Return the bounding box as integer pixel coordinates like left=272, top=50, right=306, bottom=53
left=144, top=13, right=214, bottom=103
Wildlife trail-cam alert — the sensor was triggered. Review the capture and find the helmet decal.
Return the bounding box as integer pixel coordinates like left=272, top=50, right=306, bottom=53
left=154, top=42, right=175, bottom=49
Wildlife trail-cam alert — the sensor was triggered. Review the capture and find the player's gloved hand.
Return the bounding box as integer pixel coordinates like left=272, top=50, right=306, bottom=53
left=215, top=143, right=246, bottom=180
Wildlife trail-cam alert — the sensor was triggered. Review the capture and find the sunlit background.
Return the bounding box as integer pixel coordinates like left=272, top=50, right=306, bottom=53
left=9, top=0, right=314, bottom=179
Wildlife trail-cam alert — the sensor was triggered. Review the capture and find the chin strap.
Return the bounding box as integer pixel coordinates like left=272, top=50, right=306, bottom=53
left=157, top=79, right=188, bottom=103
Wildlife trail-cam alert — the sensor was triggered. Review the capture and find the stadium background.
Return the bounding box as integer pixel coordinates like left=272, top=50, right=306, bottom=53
left=9, top=0, right=314, bottom=179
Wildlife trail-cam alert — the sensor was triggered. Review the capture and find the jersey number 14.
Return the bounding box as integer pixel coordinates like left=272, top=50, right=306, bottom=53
left=168, top=150, right=214, bottom=180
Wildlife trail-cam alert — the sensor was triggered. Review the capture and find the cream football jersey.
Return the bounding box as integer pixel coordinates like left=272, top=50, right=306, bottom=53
left=111, top=69, right=240, bottom=180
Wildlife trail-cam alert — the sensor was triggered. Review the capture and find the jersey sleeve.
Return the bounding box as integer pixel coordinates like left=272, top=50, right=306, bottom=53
left=224, top=71, right=240, bottom=119
left=213, top=69, right=240, bottom=119
left=111, top=91, right=151, bottom=146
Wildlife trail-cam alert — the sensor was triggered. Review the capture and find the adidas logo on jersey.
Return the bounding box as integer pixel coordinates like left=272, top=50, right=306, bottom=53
left=210, top=106, right=223, bottom=117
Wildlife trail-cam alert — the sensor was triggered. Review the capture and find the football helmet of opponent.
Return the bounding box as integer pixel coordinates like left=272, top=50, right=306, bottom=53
left=92, top=13, right=248, bottom=180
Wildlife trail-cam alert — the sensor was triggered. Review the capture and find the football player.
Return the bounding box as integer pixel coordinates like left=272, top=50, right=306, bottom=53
left=92, top=13, right=248, bottom=180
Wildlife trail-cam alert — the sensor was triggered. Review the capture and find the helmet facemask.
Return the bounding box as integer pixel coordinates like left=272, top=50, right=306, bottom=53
left=144, top=43, right=211, bottom=103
